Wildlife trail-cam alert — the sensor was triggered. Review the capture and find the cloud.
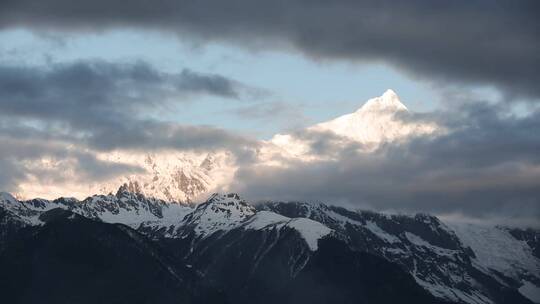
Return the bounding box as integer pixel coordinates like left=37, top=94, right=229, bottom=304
left=0, top=60, right=248, bottom=122
left=0, top=60, right=261, bottom=193
left=0, top=60, right=259, bottom=150
left=178, top=69, right=240, bottom=99
left=232, top=102, right=540, bottom=223
left=0, top=158, right=24, bottom=192
left=232, top=101, right=310, bottom=132
left=85, top=120, right=257, bottom=154
left=1, top=0, right=538, bottom=99
left=0, top=135, right=143, bottom=192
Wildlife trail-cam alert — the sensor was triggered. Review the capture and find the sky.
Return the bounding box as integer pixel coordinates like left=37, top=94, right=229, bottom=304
left=0, top=28, right=445, bottom=137
left=0, top=0, right=539, bottom=224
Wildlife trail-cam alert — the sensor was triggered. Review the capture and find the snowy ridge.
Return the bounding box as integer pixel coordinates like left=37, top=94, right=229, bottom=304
left=244, top=210, right=332, bottom=251
left=0, top=186, right=192, bottom=228
left=179, top=193, right=256, bottom=237
left=79, top=189, right=192, bottom=228
left=0, top=191, right=47, bottom=225
left=244, top=210, right=290, bottom=229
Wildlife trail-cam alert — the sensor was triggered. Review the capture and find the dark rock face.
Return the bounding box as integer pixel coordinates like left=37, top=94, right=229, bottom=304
left=0, top=208, right=225, bottom=304
left=0, top=207, right=28, bottom=246
left=155, top=227, right=442, bottom=304
left=287, top=238, right=444, bottom=304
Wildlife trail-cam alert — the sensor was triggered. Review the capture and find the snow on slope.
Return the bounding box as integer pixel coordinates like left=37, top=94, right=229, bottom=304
left=365, top=220, right=400, bottom=244
left=446, top=221, right=540, bottom=281
left=244, top=210, right=332, bottom=251
left=244, top=210, right=290, bottom=229
left=286, top=218, right=333, bottom=251
left=519, top=281, right=540, bottom=303
left=405, top=231, right=459, bottom=259
left=0, top=192, right=18, bottom=205
left=445, top=220, right=540, bottom=303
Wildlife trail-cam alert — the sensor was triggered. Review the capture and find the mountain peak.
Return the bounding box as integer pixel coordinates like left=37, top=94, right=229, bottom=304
left=382, top=88, right=398, bottom=98
left=201, top=193, right=254, bottom=215
left=115, top=182, right=144, bottom=200
left=359, top=89, right=408, bottom=112
left=205, top=192, right=243, bottom=203
left=182, top=193, right=256, bottom=237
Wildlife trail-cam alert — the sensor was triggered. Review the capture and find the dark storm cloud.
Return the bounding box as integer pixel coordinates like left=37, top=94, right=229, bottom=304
left=0, top=60, right=245, bottom=121
left=0, top=60, right=258, bottom=150
left=232, top=103, right=540, bottom=222
left=85, top=120, right=257, bottom=156
left=178, top=69, right=240, bottom=99
left=1, top=0, right=539, bottom=99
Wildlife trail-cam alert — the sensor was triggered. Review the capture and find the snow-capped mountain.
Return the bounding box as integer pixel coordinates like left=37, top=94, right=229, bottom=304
left=1, top=189, right=538, bottom=304
left=262, top=89, right=437, bottom=163
left=93, top=151, right=235, bottom=203
left=178, top=193, right=257, bottom=237
left=311, top=89, right=435, bottom=144
left=15, top=150, right=236, bottom=204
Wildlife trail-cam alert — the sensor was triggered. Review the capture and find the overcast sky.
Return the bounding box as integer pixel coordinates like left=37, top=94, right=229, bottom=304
left=1, top=0, right=539, bottom=224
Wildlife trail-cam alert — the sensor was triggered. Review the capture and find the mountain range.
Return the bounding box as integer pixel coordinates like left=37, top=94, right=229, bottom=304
left=0, top=189, right=538, bottom=304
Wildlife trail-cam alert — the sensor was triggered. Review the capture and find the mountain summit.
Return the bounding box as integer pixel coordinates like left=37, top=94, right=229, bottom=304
left=360, top=89, right=408, bottom=112
left=269, top=89, right=437, bottom=159
left=310, top=89, right=430, bottom=144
